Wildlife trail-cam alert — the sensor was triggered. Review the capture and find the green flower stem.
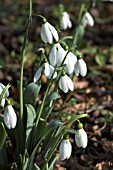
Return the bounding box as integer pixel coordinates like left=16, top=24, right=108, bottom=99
left=19, top=0, right=32, bottom=119
left=35, top=80, right=52, bottom=127
left=72, top=4, right=85, bottom=48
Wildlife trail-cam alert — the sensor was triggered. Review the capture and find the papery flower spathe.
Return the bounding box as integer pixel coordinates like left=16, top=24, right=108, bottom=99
left=34, top=62, right=57, bottom=82
left=59, top=73, right=74, bottom=93
left=59, top=138, right=72, bottom=160
left=4, top=103, right=17, bottom=129
left=0, top=83, right=9, bottom=107
left=41, top=20, right=59, bottom=44
left=74, top=58, right=87, bottom=77
left=82, top=12, right=94, bottom=27
left=75, top=122, right=88, bottom=148
left=49, top=43, right=66, bottom=67
left=60, top=12, right=72, bottom=30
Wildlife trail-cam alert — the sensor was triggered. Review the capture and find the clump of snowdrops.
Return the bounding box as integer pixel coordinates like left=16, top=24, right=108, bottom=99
left=0, top=1, right=94, bottom=169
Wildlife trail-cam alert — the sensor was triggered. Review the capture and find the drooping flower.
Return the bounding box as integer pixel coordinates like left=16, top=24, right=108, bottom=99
left=82, top=12, right=94, bottom=27
left=4, top=100, right=17, bottom=129
left=0, top=83, right=9, bottom=107
left=59, top=72, right=74, bottom=93
left=59, top=138, right=72, bottom=160
left=75, top=122, right=88, bottom=148
left=41, top=20, right=59, bottom=44
left=64, top=52, right=77, bottom=74
left=49, top=43, right=66, bottom=67
left=60, top=12, right=72, bottom=30
left=34, top=62, right=57, bottom=82
left=74, top=58, right=87, bottom=77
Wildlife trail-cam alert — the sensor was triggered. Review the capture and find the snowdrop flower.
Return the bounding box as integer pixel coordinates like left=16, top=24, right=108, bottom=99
left=4, top=100, right=17, bottom=129
left=0, top=83, right=9, bottom=107
left=59, top=72, right=74, bottom=93
left=59, top=137, right=72, bottom=160
left=75, top=122, right=88, bottom=148
left=60, top=12, right=72, bottom=30
left=49, top=43, right=66, bottom=67
left=82, top=12, right=94, bottom=27
left=34, top=62, right=57, bottom=82
left=74, top=58, right=87, bottom=77
left=64, top=52, right=77, bottom=74
left=41, top=19, right=59, bottom=44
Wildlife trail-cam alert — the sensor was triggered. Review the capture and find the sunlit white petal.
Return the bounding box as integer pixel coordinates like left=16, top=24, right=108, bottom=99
left=74, top=61, right=79, bottom=76
left=44, top=63, right=57, bottom=79
left=59, top=75, right=74, bottom=93
left=59, top=76, right=68, bottom=93
left=85, top=12, right=94, bottom=27
left=60, top=12, right=72, bottom=30
left=48, top=23, right=59, bottom=41
left=78, top=59, right=87, bottom=77
left=41, top=22, right=53, bottom=44
left=75, top=129, right=88, bottom=148
left=64, top=52, right=77, bottom=74
left=59, top=139, right=72, bottom=160
left=49, top=43, right=66, bottom=67
left=34, top=66, right=42, bottom=82
left=4, top=105, right=17, bottom=129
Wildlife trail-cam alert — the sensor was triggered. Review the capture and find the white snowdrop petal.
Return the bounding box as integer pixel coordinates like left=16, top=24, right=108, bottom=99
left=64, top=52, right=77, bottom=74
left=59, top=140, right=68, bottom=160
left=48, top=23, right=59, bottom=41
left=59, top=76, right=68, bottom=93
left=34, top=66, right=42, bottom=82
left=85, top=12, right=94, bottom=27
left=57, top=44, right=66, bottom=66
left=66, top=140, right=72, bottom=159
left=41, top=23, right=53, bottom=44
left=4, top=105, right=17, bottom=129
left=81, top=15, right=88, bottom=28
left=60, top=12, right=72, bottom=30
left=0, top=83, right=9, bottom=97
left=1, top=98, right=5, bottom=107
left=65, top=75, right=74, bottom=91
left=79, top=129, right=88, bottom=148
left=75, top=129, right=88, bottom=148
left=49, top=44, right=57, bottom=66
left=60, top=16, right=67, bottom=30
left=78, top=59, right=87, bottom=77
left=44, top=63, right=57, bottom=79
left=59, top=139, right=72, bottom=160
left=74, top=61, right=79, bottom=76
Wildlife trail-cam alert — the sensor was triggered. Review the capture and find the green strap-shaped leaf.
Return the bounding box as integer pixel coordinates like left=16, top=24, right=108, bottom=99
left=45, top=91, right=61, bottom=105
left=24, top=82, right=41, bottom=106
left=0, top=123, right=7, bottom=150
left=25, top=104, right=36, bottom=148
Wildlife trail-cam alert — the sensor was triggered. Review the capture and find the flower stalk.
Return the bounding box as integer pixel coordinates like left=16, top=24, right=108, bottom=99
left=19, top=0, right=32, bottom=119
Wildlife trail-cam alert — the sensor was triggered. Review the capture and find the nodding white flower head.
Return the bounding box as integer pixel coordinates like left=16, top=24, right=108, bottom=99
left=59, top=136, right=72, bottom=160
left=0, top=83, right=9, bottom=107
left=41, top=19, right=59, bottom=44
left=82, top=12, right=94, bottom=27
left=49, top=43, right=66, bottom=67
left=75, top=122, right=88, bottom=148
left=74, top=58, right=87, bottom=77
left=60, top=12, right=72, bottom=30
left=34, top=62, right=57, bottom=82
left=4, top=100, right=17, bottom=129
left=64, top=52, right=77, bottom=74
left=59, top=71, right=74, bottom=93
